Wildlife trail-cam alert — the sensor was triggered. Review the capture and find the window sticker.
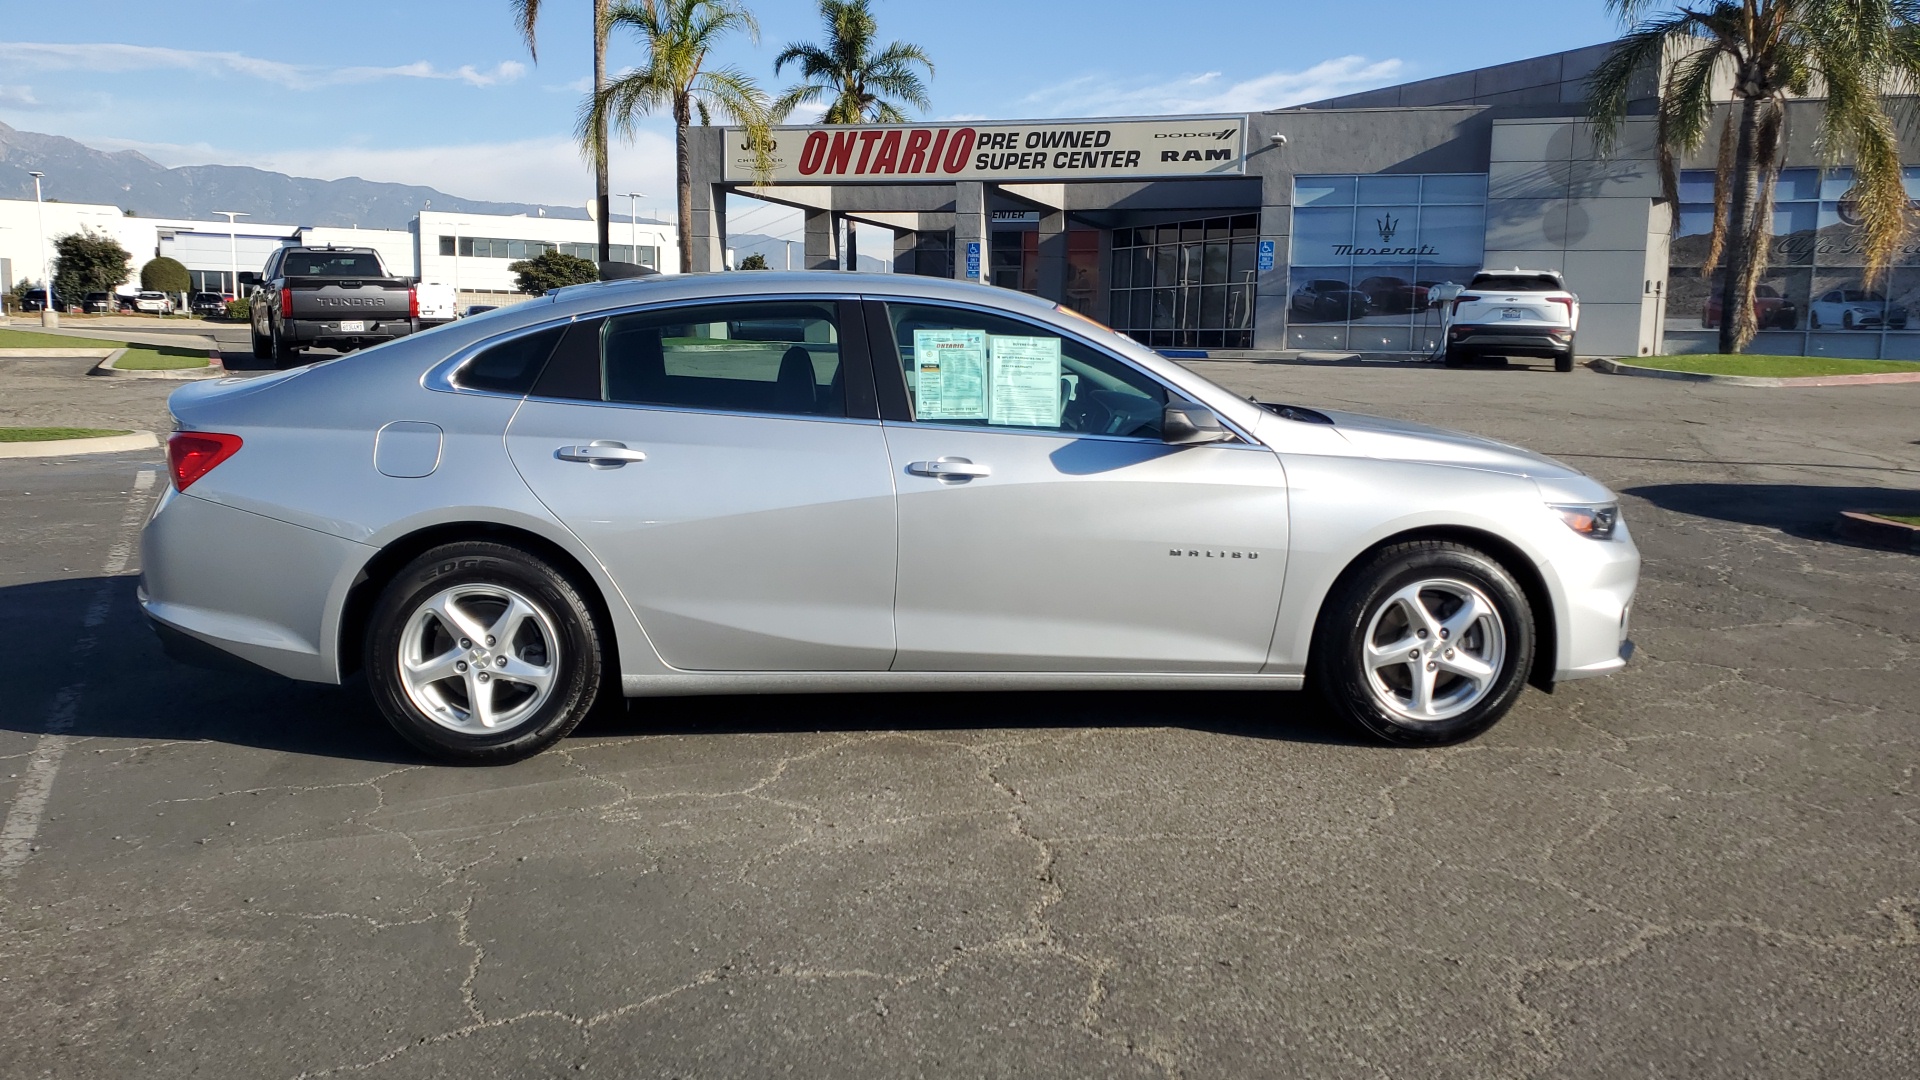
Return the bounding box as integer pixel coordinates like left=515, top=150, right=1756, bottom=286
left=912, top=329, right=989, bottom=420
left=987, top=336, right=1063, bottom=427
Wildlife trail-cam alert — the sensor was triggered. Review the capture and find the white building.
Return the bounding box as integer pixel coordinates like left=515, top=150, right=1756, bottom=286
left=0, top=198, right=678, bottom=311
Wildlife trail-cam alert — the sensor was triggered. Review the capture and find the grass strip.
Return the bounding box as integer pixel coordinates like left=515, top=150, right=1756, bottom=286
left=1632, top=354, right=1920, bottom=378
left=113, top=346, right=209, bottom=371
left=1870, top=513, right=1920, bottom=527
left=0, top=327, right=129, bottom=350
left=0, top=426, right=133, bottom=442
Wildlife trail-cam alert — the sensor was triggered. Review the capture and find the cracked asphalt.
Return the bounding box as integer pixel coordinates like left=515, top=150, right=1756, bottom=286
left=1, top=353, right=1916, bottom=1078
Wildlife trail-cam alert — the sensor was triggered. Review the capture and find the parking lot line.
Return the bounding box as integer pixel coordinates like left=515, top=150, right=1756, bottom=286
left=0, top=467, right=156, bottom=877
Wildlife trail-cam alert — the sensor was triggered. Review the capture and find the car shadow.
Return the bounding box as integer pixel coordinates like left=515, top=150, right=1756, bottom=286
left=2, top=575, right=1371, bottom=764
left=1624, top=482, right=1920, bottom=547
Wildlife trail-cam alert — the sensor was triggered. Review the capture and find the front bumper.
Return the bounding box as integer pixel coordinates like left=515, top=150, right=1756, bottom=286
left=1546, top=525, right=1640, bottom=684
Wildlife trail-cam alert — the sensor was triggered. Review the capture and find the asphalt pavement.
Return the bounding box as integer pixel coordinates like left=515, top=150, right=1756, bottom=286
left=1, top=355, right=1915, bottom=1078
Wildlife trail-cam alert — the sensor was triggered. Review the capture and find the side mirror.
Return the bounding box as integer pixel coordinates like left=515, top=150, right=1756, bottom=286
left=1162, top=402, right=1233, bottom=445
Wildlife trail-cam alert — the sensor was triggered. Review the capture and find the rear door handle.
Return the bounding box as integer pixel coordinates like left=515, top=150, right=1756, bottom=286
left=907, top=457, right=991, bottom=479
left=556, top=441, right=647, bottom=467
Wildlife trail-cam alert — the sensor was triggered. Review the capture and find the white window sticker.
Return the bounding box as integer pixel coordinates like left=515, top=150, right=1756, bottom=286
left=911, top=329, right=988, bottom=420
left=987, top=336, right=1063, bottom=427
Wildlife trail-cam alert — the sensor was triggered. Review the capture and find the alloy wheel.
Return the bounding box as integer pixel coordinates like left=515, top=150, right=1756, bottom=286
left=1360, top=577, right=1507, bottom=723
left=396, top=584, right=562, bottom=734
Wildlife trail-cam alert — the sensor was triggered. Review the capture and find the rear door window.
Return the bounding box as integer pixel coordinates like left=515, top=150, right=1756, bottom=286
left=599, top=301, right=847, bottom=418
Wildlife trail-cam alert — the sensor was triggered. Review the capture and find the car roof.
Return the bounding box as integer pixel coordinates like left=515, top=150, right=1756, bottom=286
left=538, top=271, right=1064, bottom=323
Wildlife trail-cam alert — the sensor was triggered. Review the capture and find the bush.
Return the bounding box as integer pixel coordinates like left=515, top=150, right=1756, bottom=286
left=509, top=249, right=599, bottom=294
left=140, top=256, right=190, bottom=295
left=739, top=253, right=770, bottom=270
left=53, top=230, right=132, bottom=301
left=225, top=298, right=251, bottom=322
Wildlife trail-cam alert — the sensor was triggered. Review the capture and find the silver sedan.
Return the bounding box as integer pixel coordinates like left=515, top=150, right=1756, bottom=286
left=141, top=273, right=1638, bottom=763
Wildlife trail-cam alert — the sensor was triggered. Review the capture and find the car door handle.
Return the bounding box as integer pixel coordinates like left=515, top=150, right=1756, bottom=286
left=907, top=457, right=991, bottom=479
left=556, top=441, right=647, bottom=467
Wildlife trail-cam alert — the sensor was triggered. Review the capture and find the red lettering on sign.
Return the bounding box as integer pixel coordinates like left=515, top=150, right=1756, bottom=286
left=943, top=128, right=977, bottom=173
left=925, top=129, right=949, bottom=174
left=855, top=130, right=885, bottom=173
left=901, top=129, right=932, bottom=173
left=824, top=130, right=857, bottom=174
left=797, top=131, right=829, bottom=175
left=871, top=130, right=902, bottom=174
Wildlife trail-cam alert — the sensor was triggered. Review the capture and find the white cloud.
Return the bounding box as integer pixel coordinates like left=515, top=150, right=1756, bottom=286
left=91, top=127, right=681, bottom=210
left=0, top=42, right=527, bottom=90
left=0, top=84, right=42, bottom=109
left=1017, top=56, right=1407, bottom=117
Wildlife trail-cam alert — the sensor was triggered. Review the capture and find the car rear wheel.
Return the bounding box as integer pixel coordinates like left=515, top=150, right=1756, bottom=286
left=270, top=320, right=295, bottom=368
left=1554, top=349, right=1575, bottom=372
left=365, top=541, right=606, bottom=764
left=1313, top=540, right=1535, bottom=746
left=250, top=325, right=271, bottom=360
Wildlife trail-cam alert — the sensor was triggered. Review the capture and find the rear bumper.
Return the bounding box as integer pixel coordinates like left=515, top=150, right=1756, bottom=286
left=1450, top=325, right=1573, bottom=356
left=285, top=318, right=416, bottom=345
left=139, top=486, right=372, bottom=684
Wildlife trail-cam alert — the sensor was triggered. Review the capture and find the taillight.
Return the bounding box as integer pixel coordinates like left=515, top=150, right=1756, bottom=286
left=167, top=432, right=243, bottom=492
left=1548, top=297, right=1574, bottom=319
left=408, top=286, right=420, bottom=319
left=1452, top=295, right=1481, bottom=315
left=279, top=288, right=293, bottom=319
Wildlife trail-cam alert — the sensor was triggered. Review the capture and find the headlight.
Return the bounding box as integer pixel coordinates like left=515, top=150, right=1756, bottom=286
left=1552, top=503, right=1619, bottom=540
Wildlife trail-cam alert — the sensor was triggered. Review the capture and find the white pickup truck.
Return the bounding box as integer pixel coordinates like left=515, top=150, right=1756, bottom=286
left=1444, top=268, right=1580, bottom=372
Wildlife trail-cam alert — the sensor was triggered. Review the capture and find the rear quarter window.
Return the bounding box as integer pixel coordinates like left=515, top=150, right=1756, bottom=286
left=454, top=325, right=567, bottom=395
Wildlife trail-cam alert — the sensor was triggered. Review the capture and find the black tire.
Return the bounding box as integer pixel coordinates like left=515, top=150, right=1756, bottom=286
left=1443, top=347, right=1473, bottom=368
left=1554, top=349, right=1575, bottom=372
left=1311, top=540, right=1535, bottom=747
left=250, top=325, right=271, bottom=360
left=1843, top=311, right=1855, bottom=331
left=364, top=541, right=607, bottom=764
left=1810, top=311, right=1822, bottom=330
left=269, top=320, right=292, bottom=368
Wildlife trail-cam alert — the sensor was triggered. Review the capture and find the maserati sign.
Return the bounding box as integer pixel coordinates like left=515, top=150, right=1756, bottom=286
left=724, top=117, right=1248, bottom=184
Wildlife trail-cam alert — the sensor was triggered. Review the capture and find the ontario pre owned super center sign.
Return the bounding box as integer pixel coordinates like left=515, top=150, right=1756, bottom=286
left=724, top=117, right=1248, bottom=184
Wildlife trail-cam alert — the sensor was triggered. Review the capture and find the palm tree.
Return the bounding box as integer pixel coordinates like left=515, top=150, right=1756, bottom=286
left=513, top=0, right=614, bottom=264
left=773, top=0, right=933, bottom=124
left=589, top=0, right=774, bottom=274
left=1589, top=1, right=1920, bottom=353
left=773, top=0, right=933, bottom=271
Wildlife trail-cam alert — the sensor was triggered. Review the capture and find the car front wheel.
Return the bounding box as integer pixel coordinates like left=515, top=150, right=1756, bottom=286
left=365, top=541, right=607, bottom=764
left=1313, top=540, right=1535, bottom=746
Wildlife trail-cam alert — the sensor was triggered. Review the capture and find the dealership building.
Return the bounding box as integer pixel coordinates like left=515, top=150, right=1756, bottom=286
left=0, top=201, right=677, bottom=311
left=687, top=41, right=1920, bottom=361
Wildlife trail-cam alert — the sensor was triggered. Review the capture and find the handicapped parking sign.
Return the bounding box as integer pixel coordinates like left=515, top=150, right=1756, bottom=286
left=1257, top=239, right=1275, bottom=272
left=965, top=241, right=982, bottom=280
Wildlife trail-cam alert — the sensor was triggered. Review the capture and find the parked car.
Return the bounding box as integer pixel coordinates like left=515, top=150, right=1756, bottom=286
left=83, top=291, right=114, bottom=314
left=1808, top=288, right=1909, bottom=331
left=1702, top=284, right=1798, bottom=329
left=463, top=305, right=499, bottom=317
left=133, top=291, right=176, bottom=315
left=414, top=282, right=457, bottom=325
left=1290, top=279, right=1369, bottom=322
left=144, top=272, right=1639, bottom=764
left=250, top=245, right=418, bottom=367
left=1445, top=269, right=1580, bottom=371
left=20, top=287, right=63, bottom=312
left=1357, top=276, right=1429, bottom=315
left=190, top=292, right=229, bottom=317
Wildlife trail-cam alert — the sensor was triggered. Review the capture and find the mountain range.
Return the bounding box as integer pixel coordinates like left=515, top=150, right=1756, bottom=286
left=0, top=121, right=586, bottom=228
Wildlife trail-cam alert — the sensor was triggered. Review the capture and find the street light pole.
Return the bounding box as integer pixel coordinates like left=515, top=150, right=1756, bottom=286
left=28, top=171, right=54, bottom=327
left=214, top=211, right=248, bottom=306
left=621, top=193, right=646, bottom=266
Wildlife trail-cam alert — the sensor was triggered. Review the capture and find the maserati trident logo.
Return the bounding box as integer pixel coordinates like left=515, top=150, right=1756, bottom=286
left=1377, top=213, right=1399, bottom=244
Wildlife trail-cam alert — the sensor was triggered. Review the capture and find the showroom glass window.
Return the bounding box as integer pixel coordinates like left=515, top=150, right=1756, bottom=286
left=1664, top=167, right=1920, bottom=359
left=1286, top=174, right=1488, bottom=354
left=1108, top=215, right=1260, bottom=350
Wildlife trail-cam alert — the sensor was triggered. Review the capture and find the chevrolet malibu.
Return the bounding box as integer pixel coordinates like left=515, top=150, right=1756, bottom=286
left=141, top=273, right=1638, bottom=764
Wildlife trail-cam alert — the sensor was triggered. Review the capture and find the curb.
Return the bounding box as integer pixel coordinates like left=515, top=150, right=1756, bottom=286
left=0, top=348, right=118, bottom=358
left=1592, top=357, right=1920, bottom=387
left=0, top=430, right=160, bottom=459
left=1836, top=511, right=1920, bottom=552
left=90, top=349, right=223, bottom=380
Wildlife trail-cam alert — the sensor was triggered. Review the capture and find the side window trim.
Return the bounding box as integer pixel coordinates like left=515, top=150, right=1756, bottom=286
left=861, top=297, right=1185, bottom=437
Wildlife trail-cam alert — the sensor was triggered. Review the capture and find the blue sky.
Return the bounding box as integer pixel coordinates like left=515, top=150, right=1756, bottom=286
left=0, top=0, right=1626, bottom=236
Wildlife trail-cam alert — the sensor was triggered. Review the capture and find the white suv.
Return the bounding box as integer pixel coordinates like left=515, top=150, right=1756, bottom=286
left=1445, top=269, right=1579, bottom=371
left=133, top=291, right=176, bottom=315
